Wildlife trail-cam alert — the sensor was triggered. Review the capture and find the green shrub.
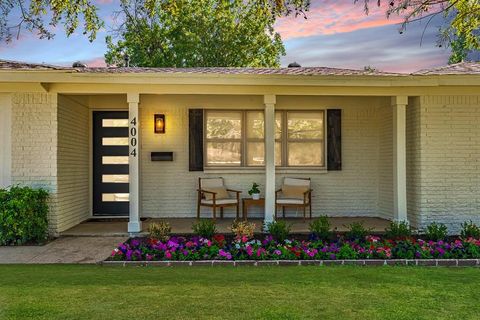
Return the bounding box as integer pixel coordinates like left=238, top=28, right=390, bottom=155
left=384, top=221, right=411, bottom=239
left=148, top=221, right=171, bottom=241
left=309, top=216, right=331, bottom=241
left=192, top=219, right=217, bottom=239
left=266, top=220, right=291, bottom=243
left=460, top=221, right=480, bottom=239
left=424, top=222, right=448, bottom=241
left=0, top=186, right=49, bottom=245
left=344, top=222, right=371, bottom=241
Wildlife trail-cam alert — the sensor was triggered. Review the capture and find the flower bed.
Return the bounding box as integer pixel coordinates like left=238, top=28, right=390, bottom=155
left=110, top=234, right=480, bottom=262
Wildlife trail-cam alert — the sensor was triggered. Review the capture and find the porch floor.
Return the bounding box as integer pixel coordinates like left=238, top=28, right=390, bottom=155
left=60, top=217, right=391, bottom=237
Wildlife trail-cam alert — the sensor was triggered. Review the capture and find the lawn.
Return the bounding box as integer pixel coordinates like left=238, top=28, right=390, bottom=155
left=1, top=265, right=479, bottom=320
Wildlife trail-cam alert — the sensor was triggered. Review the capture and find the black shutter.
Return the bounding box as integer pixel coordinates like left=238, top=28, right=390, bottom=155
left=327, top=109, right=342, bottom=171
left=189, top=109, right=204, bottom=171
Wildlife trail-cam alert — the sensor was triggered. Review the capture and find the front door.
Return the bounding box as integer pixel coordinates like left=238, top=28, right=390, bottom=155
left=93, top=111, right=129, bottom=216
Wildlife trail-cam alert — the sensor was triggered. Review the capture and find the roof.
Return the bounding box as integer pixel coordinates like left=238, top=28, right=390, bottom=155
left=76, top=66, right=402, bottom=76
left=0, top=59, right=69, bottom=71
left=413, top=62, right=480, bottom=75
left=0, top=59, right=401, bottom=76
left=1, top=59, right=479, bottom=77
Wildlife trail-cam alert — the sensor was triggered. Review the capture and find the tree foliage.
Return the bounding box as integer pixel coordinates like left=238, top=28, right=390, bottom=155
left=0, top=0, right=102, bottom=42
left=104, top=0, right=287, bottom=67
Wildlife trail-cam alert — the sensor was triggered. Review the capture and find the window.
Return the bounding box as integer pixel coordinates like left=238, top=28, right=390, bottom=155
left=204, top=110, right=325, bottom=167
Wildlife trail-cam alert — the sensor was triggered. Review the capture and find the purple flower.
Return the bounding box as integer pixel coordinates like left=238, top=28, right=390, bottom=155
left=274, top=250, right=282, bottom=255
left=330, top=254, right=336, bottom=260
left=126, top=250, right=133, bottom=261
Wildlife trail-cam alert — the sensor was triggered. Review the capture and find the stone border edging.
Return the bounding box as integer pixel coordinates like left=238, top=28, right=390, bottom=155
left=100, top=259, right=480, bottom=267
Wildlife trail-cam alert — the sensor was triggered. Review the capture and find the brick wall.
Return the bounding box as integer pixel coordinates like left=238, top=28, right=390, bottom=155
left=415, top=95, right=480, bottom=233
left=11, top=93, right=59, bottom=233
left=139, top=94, right=392, bottom=219
left=56, top=95, right=90, bottom=232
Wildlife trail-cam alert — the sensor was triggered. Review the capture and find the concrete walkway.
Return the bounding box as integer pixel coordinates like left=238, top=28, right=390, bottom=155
left=0, top=236, right=126, bottom=264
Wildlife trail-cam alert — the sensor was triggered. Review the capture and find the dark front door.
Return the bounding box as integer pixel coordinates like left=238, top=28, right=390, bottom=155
left=93, top=111, right=129, bottom=216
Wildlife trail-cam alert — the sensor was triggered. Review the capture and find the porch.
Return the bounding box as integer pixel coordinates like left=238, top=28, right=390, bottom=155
left=52, top=91, right=411, bottom=236
left=60, top=217, right=392, bottom=237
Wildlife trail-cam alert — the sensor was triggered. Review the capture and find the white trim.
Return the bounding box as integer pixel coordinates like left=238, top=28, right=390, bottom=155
left=392, top=96, right=408, bottom=222
left=0, top=94, right=12, bottom=188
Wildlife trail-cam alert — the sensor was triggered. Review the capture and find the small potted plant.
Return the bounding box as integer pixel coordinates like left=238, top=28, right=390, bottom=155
left=248, top=182, right=261, bottom=200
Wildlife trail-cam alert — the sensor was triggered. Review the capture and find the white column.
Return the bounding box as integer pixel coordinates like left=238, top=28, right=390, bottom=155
left=0, top=94, right=12, bottom=188
left=264, top=95, right=276, bottom=226
left=127, top=93, right=142, bottom=233
left=392, top=96, right=408, bottom=222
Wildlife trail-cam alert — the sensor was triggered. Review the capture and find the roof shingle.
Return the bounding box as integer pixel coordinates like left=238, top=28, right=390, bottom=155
left=413, top=62, right=480, bottom=75
left=0, top=59, right=70, bottom=71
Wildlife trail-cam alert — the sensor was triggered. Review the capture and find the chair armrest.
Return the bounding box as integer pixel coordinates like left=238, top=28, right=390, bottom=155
left=226, top=189, right=242, bottom=194
left=197, top=189, right=217, bottom=195
left=303, top=189, right=313, bottom=195
left=275, top=189, right=282, bottom=194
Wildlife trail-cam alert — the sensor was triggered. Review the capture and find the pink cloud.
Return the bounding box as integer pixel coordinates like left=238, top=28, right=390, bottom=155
left=85, top=57, right=107, bottom=67
left=276, top=0, right=404, bottom=40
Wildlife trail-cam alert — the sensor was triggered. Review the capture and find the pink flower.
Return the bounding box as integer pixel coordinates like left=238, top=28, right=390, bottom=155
left=165, top=251, right=172, bottom=259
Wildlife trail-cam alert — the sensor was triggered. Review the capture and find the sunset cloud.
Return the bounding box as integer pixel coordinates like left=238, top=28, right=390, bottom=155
left=275, top=0, right=403, bottom=40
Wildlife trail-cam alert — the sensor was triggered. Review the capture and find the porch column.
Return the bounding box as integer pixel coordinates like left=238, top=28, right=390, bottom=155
left=392, top=96, right=408, bottom=222
left=127, top=93, right=142, bottom=234
left=264, top=95, right=276, bottom=226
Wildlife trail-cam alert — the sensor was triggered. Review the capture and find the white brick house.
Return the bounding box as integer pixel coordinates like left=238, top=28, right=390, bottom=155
left=0, top=60, right=479, bottom=235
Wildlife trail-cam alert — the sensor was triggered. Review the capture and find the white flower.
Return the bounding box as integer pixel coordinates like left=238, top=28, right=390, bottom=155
left=235, top=243, right=240, bottom=249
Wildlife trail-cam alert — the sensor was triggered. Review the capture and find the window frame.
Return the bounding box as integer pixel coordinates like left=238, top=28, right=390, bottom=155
left=203, top=109, right=326, bottom=169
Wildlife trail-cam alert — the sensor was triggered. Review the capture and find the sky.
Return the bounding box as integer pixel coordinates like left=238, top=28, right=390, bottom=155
left=0, top=0, right=475, bottom=73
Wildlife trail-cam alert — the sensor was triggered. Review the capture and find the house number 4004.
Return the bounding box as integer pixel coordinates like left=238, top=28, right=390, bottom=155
left=130, top=117, right=137, bottom=157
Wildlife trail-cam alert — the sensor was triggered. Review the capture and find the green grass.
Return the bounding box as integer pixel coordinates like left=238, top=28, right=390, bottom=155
left=1, top=265, right=480, bottom=320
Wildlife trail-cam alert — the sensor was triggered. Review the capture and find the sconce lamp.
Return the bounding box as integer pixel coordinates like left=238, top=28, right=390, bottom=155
left=154, top=114, right=165, bottom=134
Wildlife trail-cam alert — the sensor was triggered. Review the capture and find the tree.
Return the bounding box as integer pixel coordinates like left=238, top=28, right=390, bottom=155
left=104, top=0, right=286, bottom=67
left=0, top=0, right=102, bottom=42
left=0, top=0, right=307, bottom=43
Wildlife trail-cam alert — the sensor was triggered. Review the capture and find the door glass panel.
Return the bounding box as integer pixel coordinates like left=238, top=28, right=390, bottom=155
left=102, top=174, right=129, bottom=183
left=102, top=193, right=129, bottom=202
left=102, top=119, right=129, bottom=127
left=102, top=156, right=129, bottom=164
left=102, top=137, right=129, bottom=146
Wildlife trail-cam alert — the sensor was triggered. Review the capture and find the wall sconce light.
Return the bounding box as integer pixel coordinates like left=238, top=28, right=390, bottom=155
left=154, top=114, right=165, bottom=134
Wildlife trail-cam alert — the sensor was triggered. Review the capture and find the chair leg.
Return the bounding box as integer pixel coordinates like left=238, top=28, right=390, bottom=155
left=220, top=207, right=224, bottom=219
left=282, top=206, right=286, bottom=218
left=303, top=206, right=306, bottom=222
left=309, top=203, right=312, bottom=219
left=197, top=201, right=200, bottom=220
left=213, top=205, right=216, bottom=221
left=236, top=203, right=239, bottom=220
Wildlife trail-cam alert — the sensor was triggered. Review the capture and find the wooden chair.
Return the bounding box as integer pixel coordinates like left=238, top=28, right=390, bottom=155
left=275, top=177, right=312, bottom=222
left=197, top=177, right=241, bottom=220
